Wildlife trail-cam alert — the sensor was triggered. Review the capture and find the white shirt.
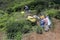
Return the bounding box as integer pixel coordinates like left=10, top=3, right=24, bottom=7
left=46, top=16, right=51, bottom=25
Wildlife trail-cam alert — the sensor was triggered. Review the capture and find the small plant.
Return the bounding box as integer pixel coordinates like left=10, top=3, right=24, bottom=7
left=55, top=11, right=60, bottom=19
left=37, top=26, right=43, bottom=34
left=44, top=9, right=58, bottom=17
left=14, top=32, right=22, bottom=40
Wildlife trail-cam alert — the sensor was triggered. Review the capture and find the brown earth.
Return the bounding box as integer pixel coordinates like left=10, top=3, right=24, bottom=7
left=0, top=31, right=7, bottom=40
left=22, top=18, right=60, bottom=40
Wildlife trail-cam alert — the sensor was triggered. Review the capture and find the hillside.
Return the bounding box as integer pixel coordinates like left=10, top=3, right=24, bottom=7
left=22, top=18, right=60, bottom=40
left=0, top=0, right=60, bottom=40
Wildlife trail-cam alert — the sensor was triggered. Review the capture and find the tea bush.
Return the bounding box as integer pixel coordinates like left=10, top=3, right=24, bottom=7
left=44, top=9, right=60, bottom=19
left=44, top=9, right=57, bottom=17
left=5, top=12, right=33, bottom=39
left=14, top=32, right=22, bottom=40
left=0, top=10, right=9, bottom=29
left=55, top=11, right=60, bottom=19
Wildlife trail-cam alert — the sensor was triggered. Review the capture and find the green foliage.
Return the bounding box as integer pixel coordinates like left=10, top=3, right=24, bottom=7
left=37, top=26, right=43, bottom=34
left=0, top=0, right=59, bottom=11
left=53, top=0, right=60, bottom=4
left=0, top=10, right=8, bottom=29
left=14, top=32, right=22, bottom=40
left=0, top=0, right=60, bottom=40
left=55, top=10, right=60, bottom=19
left=44, top=9, right=58, bottom=17
left=6, top=0, right=35, bottom=12
left=44, top=9, right=60, bottom=19
left=4, top=12, right=32, bottom=39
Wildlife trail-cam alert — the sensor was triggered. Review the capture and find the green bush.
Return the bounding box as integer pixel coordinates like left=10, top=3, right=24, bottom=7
left=37, top=26, right=43, bottom=34
left=44, top=9, right=60, bottom=19
left=14, top=32, right=22, bottom=40
left=6, top=20, right=32, bottom=39
left=6, top=8, right=14, bottom=14
left=5, top=12, right=32, bottom=39
left=55, top=11, right=60, bottom=19
left=44, top=9, right=58, bottom=17
left=0, top=10, right=8, bottom=29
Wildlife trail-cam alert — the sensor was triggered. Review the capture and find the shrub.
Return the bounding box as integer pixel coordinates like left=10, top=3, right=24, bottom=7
left=44, top=9, right=58, bottom=17
left=6, top=7, right=14, bottom=14
left=22, top=25, right=31, bottom=34
left=55, top=11, right=60, bottom=19
left=6, top=12, right=32, bottom=39
left=6, top=20, right=32, bottom=39
left=37, top=26, right=43, bottom=34
left=14, top=32, right=22, bottom=40
left=0, top=10, right=8, bottom=29
left=44, top=9, right=60, bottom=19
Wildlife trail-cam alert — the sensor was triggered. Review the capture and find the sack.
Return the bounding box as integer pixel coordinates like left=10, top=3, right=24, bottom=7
left=27, top=16, right=36, bottom=22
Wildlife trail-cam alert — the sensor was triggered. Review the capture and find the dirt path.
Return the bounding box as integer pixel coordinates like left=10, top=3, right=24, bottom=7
left=0, top=31, right=7, bottom=40
left=22, top=18, right=60, bottom=40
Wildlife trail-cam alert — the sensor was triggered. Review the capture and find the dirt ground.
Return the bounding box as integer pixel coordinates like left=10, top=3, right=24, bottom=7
left=0, top=31, right=7, bottom=40
left=22, top=18, right=60, bottom=40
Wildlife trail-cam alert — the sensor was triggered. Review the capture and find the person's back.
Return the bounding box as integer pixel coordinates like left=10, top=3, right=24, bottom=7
left=40, top=19, right=45, bottom=28
left=39, top=15, right=45, bottom=27
left=25, top=6, right=29, bottom=11
left=44, top=16, right=51, bottom=32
